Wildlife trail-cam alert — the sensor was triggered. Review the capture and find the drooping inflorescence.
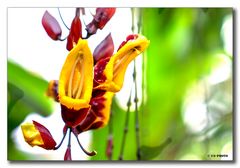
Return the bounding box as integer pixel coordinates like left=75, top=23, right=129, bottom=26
left=21, top=8, right=149, bottom=160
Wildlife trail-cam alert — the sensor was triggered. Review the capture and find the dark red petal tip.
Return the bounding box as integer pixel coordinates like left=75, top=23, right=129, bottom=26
left=42, top=10, right=62, bottom=40
left=117, top=34, right=139, bottom=51
left=64, top=147, right=72, bottom=161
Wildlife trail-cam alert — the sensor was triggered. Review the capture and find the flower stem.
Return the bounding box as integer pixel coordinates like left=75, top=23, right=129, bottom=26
left=118, top=91, right=132, bottom=160
left=133, top=60, right=141, bottom=160
left=132, top=7, right=142, bottom=160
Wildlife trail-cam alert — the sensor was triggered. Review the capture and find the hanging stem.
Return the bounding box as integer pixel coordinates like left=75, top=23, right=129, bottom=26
left=73, top=132, right=97, bottom=156
left=132, top=7, right=142, bottom=160
left=119, top=90, right=132, bottom=160
left=58, top=8, right=70, bottom=30
left=58, top=36, right=67, bottom=41
left=54, top=127, right=69, bottom=150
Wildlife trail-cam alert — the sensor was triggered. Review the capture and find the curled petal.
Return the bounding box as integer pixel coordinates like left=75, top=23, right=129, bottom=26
left=42, top=10, right=62, bottom=40
left=66, top=16, right=82, bottom=51
left=59, top=39, right=93, bottom=111
left=94, top=34, right=150, bottom=92
left=21, top=121, right=56, bottom=150
left=76, top=91, right=114, bottom=133
left=93, top=33, right=114, bottom=63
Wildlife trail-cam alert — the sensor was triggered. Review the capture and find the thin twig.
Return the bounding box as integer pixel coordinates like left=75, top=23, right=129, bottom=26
left=54, top=127, right=69, bottom=150
left=68, top=128, right=72, bottom=147
left=58, top=36, right=67, bottom=41
left=73, top=132, right=97, bottom=156
left=58, top=8, right=70, bottom=30
left=133, top=60, right=141, bottom=160
left=132, top=7, right=141, bottom=160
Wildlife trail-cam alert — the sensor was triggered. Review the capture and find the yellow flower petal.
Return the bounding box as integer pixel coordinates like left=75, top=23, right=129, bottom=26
left=94, top=34, right=150, bottom=92
left=59, top=39, right=93, bottom=110
left=21, top=123, right=44, bottom=147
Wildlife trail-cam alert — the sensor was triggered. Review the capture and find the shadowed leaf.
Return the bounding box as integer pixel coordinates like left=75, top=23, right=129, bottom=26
left=8, top=60, right=54, bottom=132
left=141, top=138, right=172, bottom=160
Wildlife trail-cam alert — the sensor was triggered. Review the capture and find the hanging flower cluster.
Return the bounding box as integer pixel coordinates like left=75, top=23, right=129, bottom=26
left=21, top=8, right=149, bottom=160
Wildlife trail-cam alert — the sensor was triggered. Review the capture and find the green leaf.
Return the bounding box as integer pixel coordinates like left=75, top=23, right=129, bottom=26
left=8, top=60, right=54, bottom=132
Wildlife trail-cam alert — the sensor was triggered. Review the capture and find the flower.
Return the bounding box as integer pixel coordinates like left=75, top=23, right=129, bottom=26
left=59, top=39, right=93, bottom=110
left=94, top=34, right=150, bottom=92
left=58, top=38, right=94, bottom=127
left=45, top=34, right=149, bottom=132
left=21, top=120, right=56, bottom=150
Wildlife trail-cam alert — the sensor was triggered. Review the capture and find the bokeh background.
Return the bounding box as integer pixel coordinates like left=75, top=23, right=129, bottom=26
left=7, top=8, right=233, bottom=160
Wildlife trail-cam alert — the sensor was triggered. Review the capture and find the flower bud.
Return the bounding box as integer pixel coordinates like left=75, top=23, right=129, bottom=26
left=21, top=120, right=56, bottom=150
left=93, top=33, right=114, bottom=63
left=42, top=11, right=62, bottom=40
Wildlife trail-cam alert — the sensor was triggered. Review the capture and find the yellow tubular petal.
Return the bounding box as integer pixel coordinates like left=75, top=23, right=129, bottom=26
left=95, top=35, right=150, bottom=92
left=21, top=123, right=44, bottom=147
left=59, top=39, right=93, bottom=110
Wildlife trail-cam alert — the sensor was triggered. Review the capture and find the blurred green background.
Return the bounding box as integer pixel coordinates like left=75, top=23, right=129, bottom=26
left=8, top=8, right=233, bottom=160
